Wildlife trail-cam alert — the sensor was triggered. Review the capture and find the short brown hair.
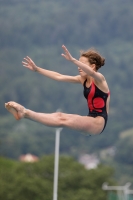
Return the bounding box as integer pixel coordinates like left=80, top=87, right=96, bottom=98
left=80, top=48, right=105, bottom=71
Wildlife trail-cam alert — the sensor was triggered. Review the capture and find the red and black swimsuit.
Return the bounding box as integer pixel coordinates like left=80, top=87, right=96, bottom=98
left=83, top=79, right=110, bottom=133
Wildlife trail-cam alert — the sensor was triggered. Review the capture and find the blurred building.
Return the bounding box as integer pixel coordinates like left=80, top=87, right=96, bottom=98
left=19, top=153, right=39, bottom=162
left=79, top=154, right=100, bottom=169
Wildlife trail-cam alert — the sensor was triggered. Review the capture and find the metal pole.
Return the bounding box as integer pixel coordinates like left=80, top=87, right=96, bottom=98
left=124, top=183, right=132, bottom=200
left=53, top=127, right=63, bottom=200
left=125, top=189, right=133, bottom=200
left=102, top=182, right=131, bottom=200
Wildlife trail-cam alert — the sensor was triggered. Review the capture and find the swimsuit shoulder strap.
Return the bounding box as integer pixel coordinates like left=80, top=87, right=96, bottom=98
left=92, top=81, right=110, bottom=95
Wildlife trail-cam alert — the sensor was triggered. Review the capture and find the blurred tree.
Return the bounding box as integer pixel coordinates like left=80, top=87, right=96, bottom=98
left=0, top=156, right=115, bottom=200
left=114, top=136, right=133, bottom=164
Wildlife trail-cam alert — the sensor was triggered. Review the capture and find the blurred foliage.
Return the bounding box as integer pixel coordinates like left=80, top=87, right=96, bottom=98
left=115, top=136, right=133, bottom=165
left=0, top=155, right=115, bottom=200
left=0, top=0, right=133, bottom=185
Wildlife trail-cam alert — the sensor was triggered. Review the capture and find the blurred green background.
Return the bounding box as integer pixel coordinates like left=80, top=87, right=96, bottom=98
left=0, top=0, right=133, bottom=199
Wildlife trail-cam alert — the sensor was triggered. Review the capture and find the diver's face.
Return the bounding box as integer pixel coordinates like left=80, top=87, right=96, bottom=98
left=78, top=56, right=91, bottom=77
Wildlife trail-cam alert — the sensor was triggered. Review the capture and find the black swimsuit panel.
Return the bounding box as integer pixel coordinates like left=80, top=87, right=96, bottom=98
left=83, top=79, right=110, bottom=133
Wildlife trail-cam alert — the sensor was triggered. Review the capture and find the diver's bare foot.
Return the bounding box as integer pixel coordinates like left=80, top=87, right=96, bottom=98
left=5, top=103, right=19, bottom=120
left=5, top=101, right=26, bottom=120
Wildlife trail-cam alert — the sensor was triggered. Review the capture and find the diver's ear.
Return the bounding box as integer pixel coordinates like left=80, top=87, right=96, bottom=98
left=92, top=64, right=96, bottom=71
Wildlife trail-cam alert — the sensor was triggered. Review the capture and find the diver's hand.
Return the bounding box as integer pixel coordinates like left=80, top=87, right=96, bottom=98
left=61, top=45, right=75, bottom=62
left=22, top=56, right=38, bottom=72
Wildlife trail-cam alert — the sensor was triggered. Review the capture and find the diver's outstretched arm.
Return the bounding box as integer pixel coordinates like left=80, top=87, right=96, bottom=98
left=22, top=54, right=81, bottom=83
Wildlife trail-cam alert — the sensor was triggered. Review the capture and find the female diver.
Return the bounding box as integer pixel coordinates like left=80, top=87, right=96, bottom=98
left=5, top=45, right=110, bottom=135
